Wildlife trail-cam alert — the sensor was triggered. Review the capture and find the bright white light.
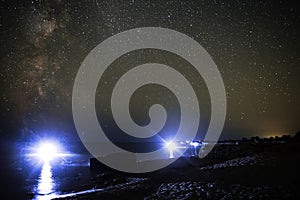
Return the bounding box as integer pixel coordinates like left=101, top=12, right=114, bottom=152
left=37, top=142, right=58, bottom=162
left=165, top=141, right=177, bottom=151
left=190, top=141, right=200, bottom=147
left=165, top=141, right=177, bottom=158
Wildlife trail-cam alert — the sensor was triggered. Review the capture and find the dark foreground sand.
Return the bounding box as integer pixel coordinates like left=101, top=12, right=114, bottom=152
left=54, top=142, right=300, bottom=200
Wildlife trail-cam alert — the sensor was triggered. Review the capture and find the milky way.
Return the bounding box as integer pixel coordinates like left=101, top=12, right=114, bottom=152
left=0, top=0, right=299, bottom=140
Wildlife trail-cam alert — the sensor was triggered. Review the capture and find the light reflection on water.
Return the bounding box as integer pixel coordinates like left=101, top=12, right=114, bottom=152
left=31, top=155, right=90, bottom=200
left=35, top=161, right=57, bottom=200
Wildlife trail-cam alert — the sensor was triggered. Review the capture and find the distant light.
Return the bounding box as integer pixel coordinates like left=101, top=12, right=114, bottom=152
left=165, top=141, right=177, bottom=159
left=165, top=141, right=177, bottom=152
left=37, top=142, right=59, bottom=162
left=190, top=141, right=200, bottom=147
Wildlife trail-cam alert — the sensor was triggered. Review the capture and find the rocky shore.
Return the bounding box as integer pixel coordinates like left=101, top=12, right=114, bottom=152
left=54, top=135, right=300, bottom=199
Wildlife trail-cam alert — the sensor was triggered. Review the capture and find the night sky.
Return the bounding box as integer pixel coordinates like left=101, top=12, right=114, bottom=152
left=0, top=0, right=299, bottom=143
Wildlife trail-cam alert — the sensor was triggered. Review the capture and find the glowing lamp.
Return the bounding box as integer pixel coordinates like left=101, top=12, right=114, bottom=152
left=37, top=142, right=58, bottom=162
left=165, top=141, right=177, bottom=151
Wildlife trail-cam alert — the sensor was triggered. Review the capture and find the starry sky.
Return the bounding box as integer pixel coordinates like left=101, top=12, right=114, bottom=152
left=0, top=0, right=299, bottom=142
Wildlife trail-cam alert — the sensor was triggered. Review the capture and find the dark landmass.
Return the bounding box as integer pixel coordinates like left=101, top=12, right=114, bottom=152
left=51, top=132, right=300, bottom=199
